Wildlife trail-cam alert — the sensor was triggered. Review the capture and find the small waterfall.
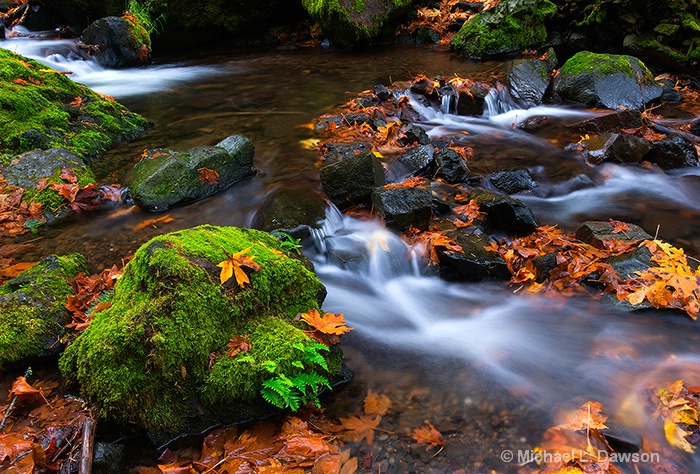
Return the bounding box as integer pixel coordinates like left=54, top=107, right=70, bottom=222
left=482, top=84, right=518, bottom=116
left=440, top=94, right=453, bottom=114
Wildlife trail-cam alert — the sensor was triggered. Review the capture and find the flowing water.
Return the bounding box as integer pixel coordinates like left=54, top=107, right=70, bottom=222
left=3, top=33, right=700, bottom=472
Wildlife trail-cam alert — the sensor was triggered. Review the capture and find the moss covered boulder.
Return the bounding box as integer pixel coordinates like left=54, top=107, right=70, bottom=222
left=0, top=48, right=149, bottom=161
left=129, top=135, right=256, bottom=211
left=81, top=16, right=151, bottom=68
left=60, top=225, right=343, bottom=434
left=552, top=51, right=663, bottom=110
left=0, top=254, right=89, bottom=368
left=450, top=0, right=557, bottom=59
left=302, top=0, right=415, bottom=46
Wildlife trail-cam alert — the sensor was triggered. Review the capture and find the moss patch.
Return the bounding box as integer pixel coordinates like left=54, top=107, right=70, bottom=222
left=59, top=225, right=336, bottom=433
left=559, top=51, right=655, bottom=85
left=450, top=0, right=557, bottom=58
left=0, top=48, right=149, bottom=159
left=0, top=254, right=89, bottom=367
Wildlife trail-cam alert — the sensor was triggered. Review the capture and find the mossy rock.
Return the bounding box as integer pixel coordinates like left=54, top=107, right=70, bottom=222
left=450, top=0, right=557, bottom=59
left=0, top=48, right=149, bottom=159
left=0, top=253, right=89, bottom=368
left=302, top=0, right=415, bottom=46
left=81, top=16, right=151, bottom=68
left=59, top=225, right=340, bottom=434
left=552, top=51, right=663, bottom=110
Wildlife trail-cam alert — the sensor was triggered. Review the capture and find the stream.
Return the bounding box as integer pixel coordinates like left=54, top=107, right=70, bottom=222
left=3, top=32, right=700, bottom=472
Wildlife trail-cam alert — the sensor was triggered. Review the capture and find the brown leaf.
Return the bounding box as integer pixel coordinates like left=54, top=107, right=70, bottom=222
left=226, top=335, right=251, bottom=357
left=12, top=78, right=28, bottom=86
left=9, top=376, right=41, bottom=400
left=132, top=215, right=174, bottom=231
left=69, top=96, right=83, bottom=108
left=363, top=391, right=392, bottom=416
left=411, top=422, right=445, bottom=449
left=60, top=167, right=78, bottom=184
left=198, top=167, right=220, bottom=185
left=383, top=176, right=428, bottom=190
left=339, top=415, right=381, bottom=445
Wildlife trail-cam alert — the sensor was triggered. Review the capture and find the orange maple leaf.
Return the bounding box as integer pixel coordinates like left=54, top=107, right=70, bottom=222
left=12, top=78, right=28, bottom=85
left=609, top=218, right=630, bottom=235
left=300, top=308, right=353, bottom=336
left=339, top=415, right=381, bottom=445
left=566, top=401, right=608, bottom=432
left=364, top=390, right=392, bottom=416
left=411, top=422, right=445, bottom=449
left=384, top=176, right=428, bottom=190
left=198, top=167, right=220, bottom=185
left=132, top=215, right=174, bottom=231
left=217, top=246, right=262, bottom=287
left=70, top=96, right=83, bottom=108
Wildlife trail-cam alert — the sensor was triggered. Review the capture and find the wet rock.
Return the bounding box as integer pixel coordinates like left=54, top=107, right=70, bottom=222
left=59, top=225, right=339, bottom=434
left=552, top=51, right=663, bottom=110
left=374, top=84, right=391, bottom=101
left=92, top=442, right=126, bottom=474
left=321, top=141, right=373, bottom=165
left=436, top=230, right=510, bottom=281
left=450, top=0, right=557, bottom=59
left=603, top=420, right=643, bottom=454
left=575, top=221, right=652, bottom=249
left=516, top=115, right=553, bottom=131
left=252, top=187, right=328, bottom=239
left=531, top=253, right=557, bottom=282
left=400, top=123, right=431, bottom=145
left=416, top=27, right=442, bottom=44
left=468, top=188, right=539, bottom=236
left=389, top=144, right=436, bottom=182
left=606, top=245, right=654, bottom=280
left=372, top=181, right=432, bottom=231
left=410, top=77, right=437, bottom=99
left=507, top=48, right=557, bottom=108
left=644, top=133, right=699, bottom=169
left=583, top=133, right=651, bottom=165
left=130, top=135, right=256, bottom=212
left=314, top=115, right=342, bottom=133
left=456, top=82, right=490, bottom=116
left=435, top=148, right=469, bottom=183
left=319, top=151, right=385, bottom=209
left=343, top=112, right=374, bottom=127
left=0, top=254, right=89, bottom=368
left=81, top=16, right=151, bottom=68
left=489, top=169, right=537, bottom=194
left=567, top=110, right=644, bottom=134
left=690, top=120, right=700, bottom=137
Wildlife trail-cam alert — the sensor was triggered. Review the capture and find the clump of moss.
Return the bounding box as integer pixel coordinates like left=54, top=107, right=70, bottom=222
left=450, top=0, right=557, bottom=58
left=0, top=48, right=149, bottom=159
left=0, top=254, right=89, bottom=367
left=59, top=225, right=337, bottom=434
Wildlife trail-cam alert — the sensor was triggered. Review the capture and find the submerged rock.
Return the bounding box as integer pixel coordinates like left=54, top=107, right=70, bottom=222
left=130, top=135, right=256, bottom=211
left=489, top=169, right=537, bottom=194
left=252, top=187, right=328, bottom=239
left=583, top=133, right=651, bottom=165
left=450, top=0, right=557, bottom=59
left=552, top=51, right=663, bottom=110
left=644, top=133, right=699, bottom=169
left=0, top=254, right=89, bottom=368
left=568, top=110, right=644, bottom=134
left=80, top=16, right=151, bottom=68
left=60, top=225, right=342, bottom=434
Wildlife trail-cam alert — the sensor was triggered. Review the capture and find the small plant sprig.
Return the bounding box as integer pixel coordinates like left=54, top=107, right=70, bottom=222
left=260, top=342, right=331, bottom=411
left=273, top=231, right=303, bottom=253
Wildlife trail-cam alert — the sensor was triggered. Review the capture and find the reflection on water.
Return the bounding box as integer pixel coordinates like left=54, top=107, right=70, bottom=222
left=3, top=35, right=700, bottom=470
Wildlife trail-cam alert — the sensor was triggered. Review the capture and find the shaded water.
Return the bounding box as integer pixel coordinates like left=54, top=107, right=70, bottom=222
left=3, top=35, right=700, bottom=472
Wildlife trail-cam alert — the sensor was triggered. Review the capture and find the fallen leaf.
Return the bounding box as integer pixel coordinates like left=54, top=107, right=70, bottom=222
left=339, top=415, right=381, bottom=445
left=300, top=308, right=353, bottom=336
left=198, top=167, right=220, bottom=185
left=217, top=246, right=262, bottom=287
left=132, top=215, right=174, bottom=231
left=411, top=422, right=445, bottom=449
left=364, top=391, right=392, bottom=416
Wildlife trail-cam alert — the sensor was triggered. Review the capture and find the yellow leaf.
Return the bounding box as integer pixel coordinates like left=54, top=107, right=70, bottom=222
left=664, top=420, right=696, bottom=453
left=217, top=246, right=262, bottom=287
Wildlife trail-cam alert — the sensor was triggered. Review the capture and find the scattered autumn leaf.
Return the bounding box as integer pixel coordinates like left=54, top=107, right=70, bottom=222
left=217, top=246, right=262, bottom=287
left=132, top=214, right=174, bottom=231
left=339, top=415, right=381, bottom=445
left=412, top=422, right=445, bottom=450
left=364, top=391, right=392, bottom=416
left=300, top=308, right=353, bottom=336
left=198, top=167, right=220, bottom=185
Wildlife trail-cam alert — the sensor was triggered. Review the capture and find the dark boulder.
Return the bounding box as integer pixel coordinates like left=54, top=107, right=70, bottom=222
left=507, top=48, right=557, bottom=108
left=372, top=181, right=432, bottom=231
left=252, top=187, right=328, bottom=240
left=321, top=141, right=373, bottom=165
left=319, top=151, right=385, bottom=209
left=435, top=148, right=469, bottom=183
left=552, top=51, right=663, bottom=110
left=489, top=169, right=537, bottom=194
left=400, top=123, right=431, bottom=145
left=437, top=230, right=510, bottom=281
left=456, top=82, right=490, bottom=116
left=388, top=144, right=436, bottom=182
left=469, top=188, right=539, bottom=235
left=81, top=16, right=151, bottom=68
left=583, top=133, right=651, bottom=165
left=644, top=134, right=699, bottom=169
left=130, top=135, right=256, bottom=211
left=575, top=221, right=652, bottom=249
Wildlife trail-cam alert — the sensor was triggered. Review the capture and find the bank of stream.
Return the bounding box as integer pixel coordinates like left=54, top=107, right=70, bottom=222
left=2, top=34, right=700, bottom=472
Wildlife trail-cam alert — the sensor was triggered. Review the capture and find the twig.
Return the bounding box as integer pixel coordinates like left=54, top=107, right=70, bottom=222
left=0, top=367, right=32, bottom=432
left=79, top=417, right=96, bottom=474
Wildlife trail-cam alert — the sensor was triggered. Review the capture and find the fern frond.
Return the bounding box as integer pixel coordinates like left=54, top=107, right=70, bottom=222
left=262, top=360, right=278, bottom=373
left=261, top=386, right=285, bottom=408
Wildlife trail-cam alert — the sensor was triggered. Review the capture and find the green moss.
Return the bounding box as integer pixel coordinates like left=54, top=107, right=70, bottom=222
left=21, top=163, right=96, bottom=213
left=60, top=225, right=332, bottom=433
left=0, top=48, right=149, bottom=159
left=0, top=254, right=89, bottom=367
left=559, top=51, right=655, bottom=84
left=450, top=0, right=557, bottom=58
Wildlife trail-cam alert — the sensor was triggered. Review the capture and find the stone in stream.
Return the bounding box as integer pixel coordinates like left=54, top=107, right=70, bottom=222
left=456, top=81, right=490, bottom=116
left=468, top=188, right=539, bottom=236
left=582, top=133, right=651, bottom=165
left=575, top=221, right=653, bottom=249
left=507, top=47, right=557, bottom=108
left=400, top=123, right=431, bottom=145
left=552, top=51, right=663, bottom=110
left=435, top=147, right=469, bottom=183
left=372, top=180, right=432, bottom=231
left=130, top=135, right=256, bottom=212
left=59, top=225, right=345, bottom=435
left=80, top=16, right=151, bottom=68
left=644, top=133, right=699, bottom=169
left=436, top=230, right=510, bottom=281
left=568, top=110, right=644, bottom=134
left=0, top=254, right=89, bottom=368
left=321, top=140, right=373, bottom=165
left=489, top=169, right=537, bottom=194
left=252, top=187, right=328, bottom=240
left=319, top=151, right=386, bottom=209
left=388, top=144, right=436, bottom=182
